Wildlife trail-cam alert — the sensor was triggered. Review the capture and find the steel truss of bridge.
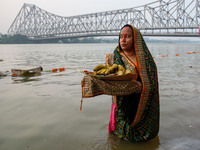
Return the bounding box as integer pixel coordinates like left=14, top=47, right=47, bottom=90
left=8, top=0, right=200, bottom=40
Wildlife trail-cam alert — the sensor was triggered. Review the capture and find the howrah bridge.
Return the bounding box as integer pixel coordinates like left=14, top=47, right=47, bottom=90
left=8, top=0, right=200, bottom=40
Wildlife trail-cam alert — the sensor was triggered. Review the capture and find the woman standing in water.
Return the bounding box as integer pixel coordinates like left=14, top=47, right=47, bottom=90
left=107, top=24, right=160, bottom=142
left=82, top=24, right=159, bottom=143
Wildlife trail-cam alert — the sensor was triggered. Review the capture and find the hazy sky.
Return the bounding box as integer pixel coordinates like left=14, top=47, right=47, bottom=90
left=0, top=0, right=159, bottom=34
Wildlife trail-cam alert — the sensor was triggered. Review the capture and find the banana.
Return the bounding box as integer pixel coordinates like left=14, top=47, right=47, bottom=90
left=109, top=67, right=114, bottom=73
left=118, top=65, right=125, bottom=72
left=97, top=69, right=104, bottom=74
left=117, top=70, right=124, bottom=75
left=93, top=64, right=106, bottom=71
left=105, top=68, right=111, bottom=75
left=97, top=68, right=107, bottom=75
left=106, top=64, right=112, bottom=68
left=109, top=64, right=118, bottom=73
left=125, top=69, right=132, bottom=74
left=101, top=69, right=108, bottom=75
left=93, top=64, right=126, bottom=76
left=112, top=64, right=118, bottom=70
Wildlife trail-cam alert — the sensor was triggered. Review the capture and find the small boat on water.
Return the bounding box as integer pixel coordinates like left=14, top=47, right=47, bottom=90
left=11, top=66, right=43, bottom=76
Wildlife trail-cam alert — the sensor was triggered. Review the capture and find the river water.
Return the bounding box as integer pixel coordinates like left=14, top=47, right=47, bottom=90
left=0, top=43, right=200, bottom=150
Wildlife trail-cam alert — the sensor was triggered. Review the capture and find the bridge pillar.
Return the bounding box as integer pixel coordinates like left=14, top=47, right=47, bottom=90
left=199, top=26, right=200, bottom=35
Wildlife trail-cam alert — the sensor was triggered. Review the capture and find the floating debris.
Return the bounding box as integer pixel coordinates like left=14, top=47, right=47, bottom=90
left=52, top=68, right=58, bottom=72
left=11, top=66, right=43, bottom=76
left=52, top=67, right=65, bottom=72
left=0, top=71, right=11, bottom=77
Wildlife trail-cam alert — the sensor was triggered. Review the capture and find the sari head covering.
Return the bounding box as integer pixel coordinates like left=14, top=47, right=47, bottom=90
left=113, top=24, right=160, bottom=142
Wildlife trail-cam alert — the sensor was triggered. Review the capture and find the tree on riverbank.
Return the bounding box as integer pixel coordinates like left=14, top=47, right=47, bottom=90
left=0, top=34, right=30, bottom=44
left=0, top=34, right=118, bottom=44
left=0, top=34, right=29, bottom=44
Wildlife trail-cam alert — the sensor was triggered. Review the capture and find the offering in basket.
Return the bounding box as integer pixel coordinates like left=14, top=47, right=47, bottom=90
left=82, top=64, right=138, bottom=81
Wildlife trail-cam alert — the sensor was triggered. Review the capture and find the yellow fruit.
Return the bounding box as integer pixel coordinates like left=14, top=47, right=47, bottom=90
left=118, top=65, right=125, bottom=72
left=97, top=69, right=107, bottom=75
left=125, top=69, right=132, bottom=74
left=109, top=67, right=114, bottom=73
left=97, top=69, right=104, bottom=74
left=101, top=69, right=108, bottom=75
left=105, top=68, right=111, bottom=75
left=93, top=64, right=105, bottom=71
left=109, top=64, right=118, bottom=73
left=106, top=64, right=112, bottom=68
left=112, top=64, right=118, bottom=70
left=117, top=70, right=124, bottom=75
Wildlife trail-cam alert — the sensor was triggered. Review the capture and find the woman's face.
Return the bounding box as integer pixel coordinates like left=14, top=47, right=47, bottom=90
left=119, top=26, right=133, bottom=51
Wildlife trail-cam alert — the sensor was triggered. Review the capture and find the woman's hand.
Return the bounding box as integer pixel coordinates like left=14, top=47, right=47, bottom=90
left=112, top=96, right=117, bottom=106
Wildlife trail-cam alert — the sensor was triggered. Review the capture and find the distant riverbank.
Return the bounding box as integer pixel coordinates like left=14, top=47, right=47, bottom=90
left=0, top=33, right=199, bottom=44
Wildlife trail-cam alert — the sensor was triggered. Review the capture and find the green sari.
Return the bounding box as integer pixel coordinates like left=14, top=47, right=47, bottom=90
left=81, top=24, right=159, bottom=143
left=112, top=25, right=159, bottom=142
